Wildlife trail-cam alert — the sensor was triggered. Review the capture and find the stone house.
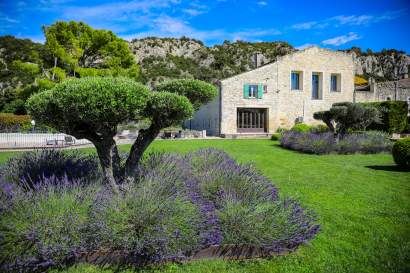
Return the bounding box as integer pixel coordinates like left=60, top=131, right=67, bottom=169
left=184, top=46, right=355, bottom=137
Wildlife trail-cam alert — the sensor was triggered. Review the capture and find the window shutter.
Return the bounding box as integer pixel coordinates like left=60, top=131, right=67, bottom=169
left=243, top=84, right=249, bottom=98
left=258, top=83, right=263, bottom=98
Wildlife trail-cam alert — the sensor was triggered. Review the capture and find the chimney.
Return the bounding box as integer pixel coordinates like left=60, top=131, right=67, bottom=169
left=254, top=52, right=262, bottom=68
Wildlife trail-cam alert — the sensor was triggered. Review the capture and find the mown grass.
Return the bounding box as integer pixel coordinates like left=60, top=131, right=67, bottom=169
left=2, top=139, right=410, bottom=273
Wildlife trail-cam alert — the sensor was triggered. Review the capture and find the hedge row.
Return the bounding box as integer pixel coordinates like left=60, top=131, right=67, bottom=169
left=360, top=101, right=408, bottom=133
left=0, top=113, right=31, bottom=132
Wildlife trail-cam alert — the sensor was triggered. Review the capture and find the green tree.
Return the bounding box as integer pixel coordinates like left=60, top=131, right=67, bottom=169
left=42, top=21, right=138, bottom=79
left=26, top=77, right=217, bottom=191
left=313, top=102, right=382, bottom=138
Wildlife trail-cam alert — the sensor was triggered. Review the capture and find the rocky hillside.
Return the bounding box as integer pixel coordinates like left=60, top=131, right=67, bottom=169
left=129, top=37, right=410, bottom=86
left=129, top=37, right=294, bottom=86
left=349, top=49, right=410, bottom=81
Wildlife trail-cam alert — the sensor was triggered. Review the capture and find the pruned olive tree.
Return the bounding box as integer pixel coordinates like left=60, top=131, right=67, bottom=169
left=26, top=77, right=217, bottom=191
left=313, top=102, right=381, bottom=138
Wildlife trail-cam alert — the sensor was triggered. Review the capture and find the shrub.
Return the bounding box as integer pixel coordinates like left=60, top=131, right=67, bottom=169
left=280, top=131, right=391, bottom=155
left=310, top=124, right=329, bottom=134
left=0, top=113, right=31, bottom=132
left=392, top=138, right=410, bottom=169
left=280, top=131, right=335, bottom=154
left=361, top=101, right=408, bottom=133
left=1, top=149, right=100, bottom=189
left=0, top=178, right=98, bottom=272
left=88, top=181, right=202, bottom=263
left=336, top=131, right=392, bottom=154
left=0, top=149, right=319, bottom=271
left=291, top=123, right=311, bottom=133
left=276, top=127, right=288, bottom=133
left=271, top=133, right=281, bottom=141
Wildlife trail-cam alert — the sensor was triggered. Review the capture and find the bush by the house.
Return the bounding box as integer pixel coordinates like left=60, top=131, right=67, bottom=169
left=279, top=131, right=392, bottom=155
left=0, top=113, right=31, bottom=132
left=0, top=149, right=319, bottom=272
left=291, top=123, right=311, bottom=132
left=360, top=101, right=408, bottom=133
left=392, top=138, right=410, bottom=169
left=270, top=133, right=281, bottom=141
left=0, top=149, right=100, bottom=189
left=309, top=124, right=329, bottom=134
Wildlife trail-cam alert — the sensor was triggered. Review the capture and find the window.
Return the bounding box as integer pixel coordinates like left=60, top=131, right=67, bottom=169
left=312, top=72, right=323, bottom=100
left=248, top=84, right=258, bottom=98
left=330, top=73, right=341, bottom=92
left=291, top=71, right=302, bottom=90
left=263, top=85, right=268, bottom=93
left=243, top=84, right=264, bottom=98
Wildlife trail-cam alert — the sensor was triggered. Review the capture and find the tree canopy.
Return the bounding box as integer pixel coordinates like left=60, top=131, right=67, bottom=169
left=27, top=77, right=217, bottom=190
left=313, top=102, right=381, bottom=136
left=43, top=21, right=139, bottom=79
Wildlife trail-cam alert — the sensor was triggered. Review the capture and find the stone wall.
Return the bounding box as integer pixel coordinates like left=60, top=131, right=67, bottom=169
left=354, top=78, right=410, bottom=103
left=219, top=47, right=355, bottom=135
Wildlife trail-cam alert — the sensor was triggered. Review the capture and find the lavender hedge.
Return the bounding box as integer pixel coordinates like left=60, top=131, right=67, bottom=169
left=280, top=131, right=392, bottom=155
left=0, top=149, right=100, bottom=189
left=0, top=149, right=319, bottom=272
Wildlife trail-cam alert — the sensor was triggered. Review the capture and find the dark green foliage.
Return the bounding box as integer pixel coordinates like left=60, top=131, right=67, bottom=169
left=392, top=138, right=410, bottom=169
left=314, top=102, right=382, bottom=136
left=270, top=133, right=281, bottom=141
left=2, top=99, right=26, bottom=115
left=155, top=79, right=217, bottom=110
left=144, top=92, right=194, bottom=128
left=360, top=101, right=408, bottom=133
left=43, top=21, right=138, bottom=77
left=26, top=77, right=150, bottom=136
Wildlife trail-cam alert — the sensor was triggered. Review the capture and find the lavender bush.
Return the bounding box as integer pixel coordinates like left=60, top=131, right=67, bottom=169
left=280, top=131, right=392, bottom=155
left=280, top=131, right=335, bottom=154
left=0, top=177, right=98, bottom=272
left=0, top=149, right=320, bottom=272
left=0, top=149, right=99, bottom=189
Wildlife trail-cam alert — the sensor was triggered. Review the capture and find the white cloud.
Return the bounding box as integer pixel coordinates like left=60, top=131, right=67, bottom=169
left=292, top=10, right=404, bottom=31
left=121, top=15, right=281, bottom=43
left=330, top=15, right=373, bottom=26
left=322, top=32, right=360, bottom=46
left=257, top=1, right=268, bottom=6
left=182, top=8, right=205, bottom=16
left=292, top=21, right=317, bottom=30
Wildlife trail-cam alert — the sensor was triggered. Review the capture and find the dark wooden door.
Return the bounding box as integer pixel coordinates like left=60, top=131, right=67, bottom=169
left=237, top=108, right=267, bottom=133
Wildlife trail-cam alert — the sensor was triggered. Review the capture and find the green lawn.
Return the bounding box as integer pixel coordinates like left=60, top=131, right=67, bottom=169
left=2, top=139, right=410, bottom=273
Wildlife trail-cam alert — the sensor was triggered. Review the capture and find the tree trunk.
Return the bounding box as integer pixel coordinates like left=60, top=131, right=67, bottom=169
left=111, top=144, right=123, bottom=183
left=51, top=57, right=57, bottom=80
left=94, top=138, right=120, bottom=193
left=124, top=124, right=160, bottom=181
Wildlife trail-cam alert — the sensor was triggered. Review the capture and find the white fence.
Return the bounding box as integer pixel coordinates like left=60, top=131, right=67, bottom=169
left=0, top=133, right=91, bottom=149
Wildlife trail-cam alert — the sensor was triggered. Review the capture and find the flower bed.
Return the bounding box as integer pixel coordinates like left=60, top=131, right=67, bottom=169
left=0, top=149, right=319, bottom=272
left=279, top=131, right=392, bottom=155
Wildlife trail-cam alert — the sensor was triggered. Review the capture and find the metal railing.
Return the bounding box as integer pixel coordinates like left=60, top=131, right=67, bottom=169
left=0, top=133, right=91, bottom=149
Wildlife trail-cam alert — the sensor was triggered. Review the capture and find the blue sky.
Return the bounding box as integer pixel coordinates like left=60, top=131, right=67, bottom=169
left=0, top=0, right=409, bottom=52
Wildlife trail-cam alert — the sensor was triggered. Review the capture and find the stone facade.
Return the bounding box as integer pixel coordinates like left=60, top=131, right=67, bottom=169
left=354, top=78, right=410, bottom=103
left=186, top=46, right=355, bottom=136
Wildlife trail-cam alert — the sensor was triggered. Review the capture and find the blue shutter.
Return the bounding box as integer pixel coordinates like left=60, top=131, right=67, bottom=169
left=243, top=84, right=249, bottom=98
left=258, top=83, right=263, bottom=98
